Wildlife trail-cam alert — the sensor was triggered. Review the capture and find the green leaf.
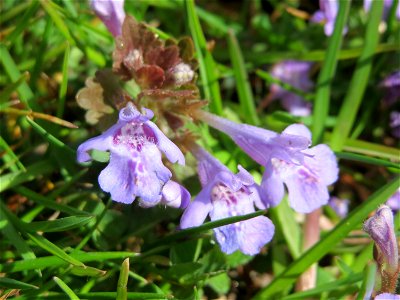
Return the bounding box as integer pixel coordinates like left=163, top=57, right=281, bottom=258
left=40, top=0, right=76, bottom=46
left=27, top=233, right=84, bottom=267
left=26, top=216, right=94, bottom=233
left=335, top=151, right=400, bottom=169
left=185, top=0, right=223, bottom=115
left=330, top=0, right=384, bottom=151
left=57, top=42, right=71, bottom=118
left=312, top=0, right=350, bottom=144
left=116, top=258, right=130, bottom=300
left=0, top=251, right=138, bottom=273
left=206, top=273, right=231, bottom=295
left=53, top=276, right=81, bottom=300
left=355, top=263, right=376, bottom=300
left=253, top=176, right=399, bottom=299
left=0, top=277, right=38, bottom=290
left=227, top=30, right=259, bottom=125
left=68, top=265, right=107, bottom=277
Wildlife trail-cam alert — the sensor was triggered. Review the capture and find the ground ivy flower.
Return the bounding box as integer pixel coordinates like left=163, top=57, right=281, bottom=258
left=310, top=0, right=347, bottom=36
left=77, top=102, right=189, bottom=208
left=386, top=188, right=400, bottom=212
left=363, top=205, right=399, bottom=275
left=270, top=61, right=313, bottom=116
left=328, top=197, right=349, bottom=218
left=90, top=0, right=125, bottom=37
left=376, top=293, right=400, bottom=300
left=196, top=110, right=339, bottom=213
left=180, top=144, right=274, bottom=255
left=381, top=71, right=400, bottom=106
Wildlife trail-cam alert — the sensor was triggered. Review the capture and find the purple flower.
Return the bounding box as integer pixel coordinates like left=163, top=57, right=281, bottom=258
left=310, top=0, right=347, bottom=36
left=364, top=0, right=400, bottom=21
left=386, top=188, right=400, bottom=212
left=197, top=110, right=339, bottom=213
left=328, top=197, right=349, bottom=218
left=77, top=102, right=189, bottom=208
left=376, top=293, right=400, bottom=300
left=363, top=205, right=399, bottom=274
left=381, top=71, right=400, bottom=106
left=90, top=0, right=125, bottom=37
left=180, top=145, right=274, bottom=255
left=390, top=111, right=400, bottom=138
left=270, top=61, right=314, bottom=116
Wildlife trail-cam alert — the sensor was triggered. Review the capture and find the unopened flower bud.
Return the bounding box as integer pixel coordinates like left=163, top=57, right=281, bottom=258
left=363, top=205, right=399, bottom=274
left=172, top=63, right=194, bottom=86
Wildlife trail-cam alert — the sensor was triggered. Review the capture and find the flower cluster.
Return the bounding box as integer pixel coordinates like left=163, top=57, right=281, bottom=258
left=79, top=1, right=340, bottom=256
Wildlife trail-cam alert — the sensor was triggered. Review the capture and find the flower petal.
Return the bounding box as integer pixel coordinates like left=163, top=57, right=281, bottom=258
left=145, top=121, right=185, bottom=165
left=180, top=183, right=213, bottom=229
left=282, top=124, right=312, bottom=142
left=303, top=144, right=338, bottom=185
left=237, top=216, right=275, bottom=255
left=98, top=154, right=137, bottom=204
left=285, top=172, right=330, bottom=213
left=77, top=124, right=118, bottom=163
left=161, top=180, right=191, bottom=209
left=259, top=166, right=285, bottom=208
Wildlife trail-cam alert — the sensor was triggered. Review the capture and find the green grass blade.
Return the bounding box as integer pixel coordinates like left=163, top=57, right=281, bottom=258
left=0, top=252, right=138, bottom=273
left=17, top=292, right=168, bottom=300
left=116, top=258, right=130, bottom=300
left=330, top=1, right=384, bottom=151
left=0, top=44, right=37, bottom=110
left=0, top=202, right=37, bottom=261
left=355, top=263, right=376, bottom=300
left=54, top=276, right=80, bottom=300
left=336, top=151, right=400, bottom=169
left=270, top=197, right=302, bottom=259
left=343, top=138, right=400, bottom=161
left=253, top=176, right=399, bottom=299
left=312, top=0, right=350, bottom=144
left=0, top=160, right=55, bottom=193
left=14, top=186, right=90, bottom=216
left=57, top=42, right=70, bottom=118
left=144, top=210, right=266, bottom=250
left=282, top=273, right=363, bottom=300
left=245, top=43, right=399, bottom=64
left=227, top=30, right=259, bottom=125
left=0, top=277, right=38, bottom=290
left=0, top=136, right=25, bottom=172
left=40, top=0, right=76, bottom=46
left=27, top=233, right=85, bottom=267
left=185, top=0, right=223, bottom=115
left=26, top=216, right=94, bottom=233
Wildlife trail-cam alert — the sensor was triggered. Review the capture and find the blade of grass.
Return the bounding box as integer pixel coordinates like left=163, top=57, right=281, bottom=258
left=0, top=136, right=25, bottom=172
left=245, top=43, right=399, bottom=64
left=14, top=186, right=90, bottom=217
left=57, top=42, right=70, bottom=118
left=355, top=263, right=376, bottom=300
left=144, top=210, right=266, bottom=250
left=185, top=0, right=223, bottom=115
left=40, top=0, right=76, bottom=46
left=282, top=273, right=363, bottom=300
left=17, top=292, right=168, bottom=300
left=0, top=72, right=29, bottom=103
left=0, top=252, right=138, bottom=273
left=0, top=44, right=38, bottom=110
left=312, top=0, right=351, bottom=144
left=343, top=138, right=400, bottom=161
left=330, top=0, right=384, bottom=151
left=335, top=151, right=400, bottom=169
left=0, top=160, right=55, bottom=193
left=27, top=216, right=94, bottom=233
left=227, top=30, right=259, bottom=125
left=3, top=1, right=40, bottom=46
left=53, top=276, right=80, bottom=300
left=0, top=278, right=38, bottom=290
left=269, top=197, right=302, bottom=259
left=116, top=258, right=130, bottom=300
left=253, top=176, right=399, bottom=299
